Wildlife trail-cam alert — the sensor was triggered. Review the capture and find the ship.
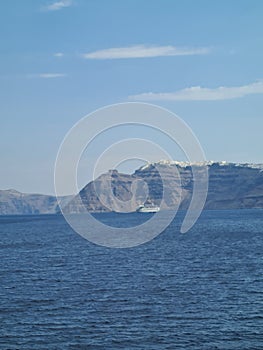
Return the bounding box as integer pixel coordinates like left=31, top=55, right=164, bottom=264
left=136, top=204, right=160, bottom=213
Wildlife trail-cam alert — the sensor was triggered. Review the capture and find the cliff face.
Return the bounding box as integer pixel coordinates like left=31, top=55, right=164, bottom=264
left=1, top=162, right=263, bottom=215
left=0, top=189, right=59, bottom=215
left=205, top=163, right=263, bottom=209
left=0, top=190, right=72, bottom=215
left=64, top=162, right=263, bottom=213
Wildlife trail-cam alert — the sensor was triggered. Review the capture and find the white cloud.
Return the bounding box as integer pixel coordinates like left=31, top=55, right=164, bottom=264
left=28, top=73, right=66, bottom=79
left=54, top=52, right=64, bottom=57
left=129, top=81, right=263, bottom=101
left=82, top=45, right=211, bottom=60
left=44, top=0, right=72, bottom=11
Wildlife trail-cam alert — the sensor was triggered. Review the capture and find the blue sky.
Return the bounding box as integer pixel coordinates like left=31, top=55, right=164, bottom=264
left=1, top=0, right=263, bottom=194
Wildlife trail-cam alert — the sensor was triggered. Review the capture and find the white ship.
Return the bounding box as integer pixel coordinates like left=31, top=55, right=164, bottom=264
left=136, top=204, right=160, bottom=213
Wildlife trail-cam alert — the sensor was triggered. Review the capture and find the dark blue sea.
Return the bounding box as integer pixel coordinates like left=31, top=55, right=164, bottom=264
left=0, top=210, right=262, bottom=349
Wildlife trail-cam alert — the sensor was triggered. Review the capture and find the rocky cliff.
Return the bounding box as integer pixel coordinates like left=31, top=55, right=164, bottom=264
left=0, top=189, right=69, bottom=215
left=1, top=161, right=263, bottom=215
left=64, top=161, right=263, bottom=213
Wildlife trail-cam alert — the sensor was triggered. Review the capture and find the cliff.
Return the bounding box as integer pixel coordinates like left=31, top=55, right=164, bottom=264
left=0, top=189, right=69, bottom=215
left=1, top=161, right=263, bottom=215
left=64, top=161, right=263, bottom=213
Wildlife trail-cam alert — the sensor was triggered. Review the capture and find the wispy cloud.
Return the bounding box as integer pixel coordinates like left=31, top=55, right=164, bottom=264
left=54, top=52, right=64, bottom=57
left=44, top=0, right=72, bottom=11
left=28, top=73, right=66, bottom=79
left=129, top=81, right=263, bottom=101
left=82, top=45, right=211, bottom=60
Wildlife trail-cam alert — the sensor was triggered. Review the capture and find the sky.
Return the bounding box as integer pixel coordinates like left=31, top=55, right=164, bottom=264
left=1, top=0, right=263, bottom=194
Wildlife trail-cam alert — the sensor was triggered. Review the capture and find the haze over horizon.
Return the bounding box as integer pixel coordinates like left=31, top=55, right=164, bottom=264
left=1, top=0, right=263, bottom=194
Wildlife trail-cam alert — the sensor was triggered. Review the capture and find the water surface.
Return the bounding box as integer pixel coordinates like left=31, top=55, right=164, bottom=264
left=0, top=210, right=262, bottom=349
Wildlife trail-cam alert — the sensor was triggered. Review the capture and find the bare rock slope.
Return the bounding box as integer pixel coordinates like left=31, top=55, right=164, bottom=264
left=65, top=162, right=263, bottom=213
left=1, top=162, right=263, bottom=215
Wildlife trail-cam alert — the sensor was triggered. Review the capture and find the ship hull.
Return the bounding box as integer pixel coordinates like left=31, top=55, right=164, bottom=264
left=136, top=207, right=160, bottom=213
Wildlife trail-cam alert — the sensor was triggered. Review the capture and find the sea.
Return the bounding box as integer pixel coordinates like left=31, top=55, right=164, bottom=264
left=0, top=209, right=262, bottom=349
